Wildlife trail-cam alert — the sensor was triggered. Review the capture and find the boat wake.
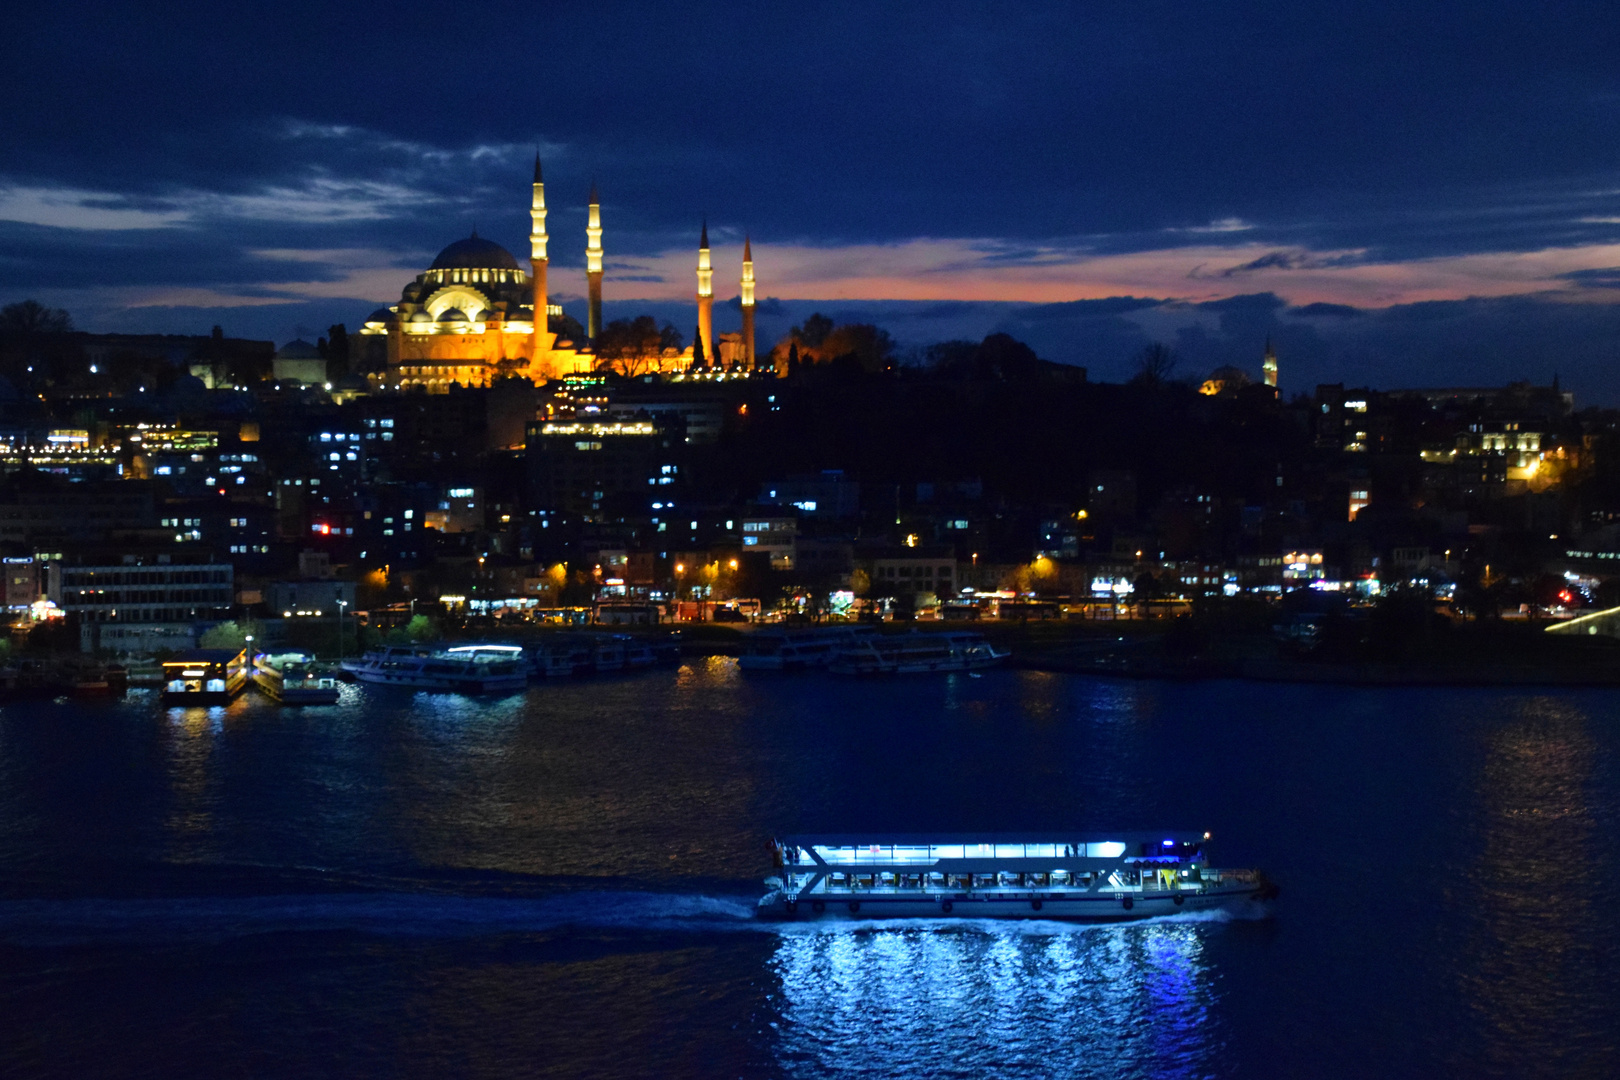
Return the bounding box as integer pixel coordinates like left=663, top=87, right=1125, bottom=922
left=0, top=890, right=1270, bottom=948
left=0, top=891, right=759, bottom=947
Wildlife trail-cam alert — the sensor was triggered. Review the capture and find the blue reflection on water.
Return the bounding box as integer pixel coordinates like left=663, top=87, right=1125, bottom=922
left=769, top=918, right=1219, bottom=1079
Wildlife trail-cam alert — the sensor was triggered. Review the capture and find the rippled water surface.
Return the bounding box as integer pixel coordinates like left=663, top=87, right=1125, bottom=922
left=1, top=663, right=1617, bottom=1078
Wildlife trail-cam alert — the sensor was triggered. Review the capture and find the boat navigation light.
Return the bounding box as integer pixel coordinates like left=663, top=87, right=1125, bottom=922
left=1204, top=831, right=1211, bottom=840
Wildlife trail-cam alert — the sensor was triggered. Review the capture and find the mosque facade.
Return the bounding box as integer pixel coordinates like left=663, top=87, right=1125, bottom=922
left=357, top=159, right=760, bottom=391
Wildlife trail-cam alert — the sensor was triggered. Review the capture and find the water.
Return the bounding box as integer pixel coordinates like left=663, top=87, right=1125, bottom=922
left=1, top=662, right=1617, bottom=1078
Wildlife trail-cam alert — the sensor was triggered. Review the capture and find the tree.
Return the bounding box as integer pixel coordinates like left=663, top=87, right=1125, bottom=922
left=200, top=619, right=263, bottom=651
left=819, top=323, right=895, bottom=375
left=1129, top=342, right=1177, bottom=386
left=595, top=315, right=666, bottom=376
left=924, top=340, right=978, bottom=375
left=324, top=323, right=350, bottom=377
left=796, top=313, right=833, bottom=350
left=0, top=300, right=73, bottom=335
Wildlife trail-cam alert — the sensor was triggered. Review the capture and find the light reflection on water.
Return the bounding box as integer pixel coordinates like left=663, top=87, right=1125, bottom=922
left=769, top=920, right=1217, bottom=1079
left=1450, top=695, right=1615, bottom=1075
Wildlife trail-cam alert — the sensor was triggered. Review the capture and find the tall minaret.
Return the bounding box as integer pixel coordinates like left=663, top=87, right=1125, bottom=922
left=1262, top=336, right=1278, bottom=392
left=586, top=181, right=603, bottom=342
left=739, top=235, right=755, bottom=371
left=696, top=219, right=714, bottom=371
left=529, top=153, right=550, bottom=352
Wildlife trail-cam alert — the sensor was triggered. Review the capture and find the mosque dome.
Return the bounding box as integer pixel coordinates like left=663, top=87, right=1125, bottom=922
left=364, top=308, right=393, bottom=324
left=429, top=232, right=520, bottom=272
left=409, top=310, right=432, bottom=323
left=277, top=339, right=321, bottom=360
left=438, top=308, right=469, bottom=323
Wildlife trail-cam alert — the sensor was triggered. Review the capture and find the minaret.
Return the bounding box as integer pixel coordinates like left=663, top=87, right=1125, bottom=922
left=740, top=235, right=755, bottom=372
left=586, top=181, right=603, bottom=342
left=529, top=153, right=550, bottom=352
left=696, top=220, right=714, bottom=372
left=1262, top=336, right=1278, bottom=392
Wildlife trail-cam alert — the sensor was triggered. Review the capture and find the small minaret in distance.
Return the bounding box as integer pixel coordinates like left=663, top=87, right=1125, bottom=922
left=1262, top=336, right=1278, bottom=393
left=740, top=235, right=755, bottom=371
left=530, top=153, right=549, bottom=350
left=586, top=181, right=604, bottom=342
left=696, top=219, right=714, bottom=371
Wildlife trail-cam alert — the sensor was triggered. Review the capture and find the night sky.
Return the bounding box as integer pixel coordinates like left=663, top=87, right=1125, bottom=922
left=4, top=1, right=1620, bottom=395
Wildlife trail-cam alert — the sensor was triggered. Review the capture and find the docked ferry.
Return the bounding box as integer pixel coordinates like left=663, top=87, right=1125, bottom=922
left=758, top=833, right=1276, bottom=921
left=340, top=644, right=529, bottom=694
left=739, top=627, right=873, bottom=671
left=161, top=648, right=249, bottom=705
left=252, top=652, right=341, bottom=705
left=526, top=634, right=672, bottom=678
left=828, top=632, right=1009, bottom=675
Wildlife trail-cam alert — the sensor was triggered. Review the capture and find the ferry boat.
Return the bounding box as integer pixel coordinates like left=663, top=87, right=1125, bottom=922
left=526, top=634, right=679, bottom=678
left=828, top=631, right=1009, bottom=675
left=252, top=652, right=341, bottom=705
left=621, top=636, right=657, bottom=668
left=591, top=635, right=627, bottom=673
left=758, top=832, right=1277, bottom=921
left=340, top=644, right=529, bottom=694
left=739, top=627, right=872, bottom=671
left=161, top=648, right=249, bottom=705
left=527, top=637, right=597, bottom=678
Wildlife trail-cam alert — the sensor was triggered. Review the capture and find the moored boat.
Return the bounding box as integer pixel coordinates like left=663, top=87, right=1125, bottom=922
left=252, top=652, right=341, bottom=705
left=758, top=832, right=1277, bottom=921
left=161, top=649, right=249, bottom=705
left=828, top=631, right=1008, bottom=675
left=527, top=636, right=596, bottom=678
left=340, top=644, right=528, bottom=694
left=739, top=627, right=872, bottom=671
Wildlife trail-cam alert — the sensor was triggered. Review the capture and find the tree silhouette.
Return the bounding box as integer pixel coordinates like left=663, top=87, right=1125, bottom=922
left=1129, top=342, right=1177, bottom=386
left=0, top=300, right=72, bottom=335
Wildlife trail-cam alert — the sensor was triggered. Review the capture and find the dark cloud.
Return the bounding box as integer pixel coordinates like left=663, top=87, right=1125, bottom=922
left=3, top=1, right=1618, bottom=258
left=1292, top=302, right=1365, bottom=318
left=1020, top=297, right=1164, bottom=319
left=1221, top=251, right=1304, bottom=275
left=1558, top=267, right=1620, bottom=289
left=3, top=1, right=1620, bottom=392
left=1196, top=293, right=1289, bottom=314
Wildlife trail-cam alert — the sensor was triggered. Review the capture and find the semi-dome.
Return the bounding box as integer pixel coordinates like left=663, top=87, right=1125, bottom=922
left=429, top=232, right=520, bottom=272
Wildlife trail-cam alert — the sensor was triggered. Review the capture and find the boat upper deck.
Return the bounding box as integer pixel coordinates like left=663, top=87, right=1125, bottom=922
left=778, top=832, right=1211, bottom=872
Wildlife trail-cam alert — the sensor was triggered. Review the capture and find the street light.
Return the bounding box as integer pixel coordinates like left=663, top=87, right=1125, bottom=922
left=244, top=633, right=254, bottom=669
left=337, top=599, right=349, bottom=662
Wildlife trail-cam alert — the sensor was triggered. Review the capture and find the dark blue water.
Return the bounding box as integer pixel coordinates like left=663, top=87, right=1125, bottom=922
left=2, top=662, right=1617, bottom=1078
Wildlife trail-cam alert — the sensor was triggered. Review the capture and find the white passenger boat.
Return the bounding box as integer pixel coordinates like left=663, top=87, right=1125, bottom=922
left=252, top=652, right=340, bottom=705
left=758, top=833, right=1277, bottom=921
left=622, top=636, right=657, bottom=668
left=340, top=644, right=529, bottom=694
left=828, top=632, right=1008, bottom=674
left=526, top=633, right=679, bottom=678
left=527, top=637, right=596, bottom=678
left=739, top=627, right=872, bottom=671
left=591, top=635, right=626, bottom=673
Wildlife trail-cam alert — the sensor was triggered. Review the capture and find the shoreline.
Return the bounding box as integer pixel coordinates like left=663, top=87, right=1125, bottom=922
left=1012, top=654, right=1620, bottom=688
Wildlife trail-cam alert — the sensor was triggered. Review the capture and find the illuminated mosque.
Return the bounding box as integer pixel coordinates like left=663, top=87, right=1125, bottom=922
left=357, top=157, right=759, bottom=390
